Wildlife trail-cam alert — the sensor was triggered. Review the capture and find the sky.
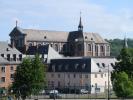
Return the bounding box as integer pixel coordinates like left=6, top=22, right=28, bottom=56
left=1, top=0, right=133, bottom=41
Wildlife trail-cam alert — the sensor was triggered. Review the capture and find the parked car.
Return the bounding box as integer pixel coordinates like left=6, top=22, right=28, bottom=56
left=80, top=89, right=88, bottom=94
left=49, top=93, right=62, bottom=99
left=49, top=90, right=62, bottom=99
left=49, top=90, right=59, bottom=94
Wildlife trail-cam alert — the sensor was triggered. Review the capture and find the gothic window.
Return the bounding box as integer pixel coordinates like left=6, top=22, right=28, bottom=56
left=88, top=44, right=91, bottom=51
left=55, top=44, right=58, bottom=51
left=100, top=46, right=104, bottom=52
left=95, top=45, right=98, bottom=52
left=63, top=44, right=67, bottom=52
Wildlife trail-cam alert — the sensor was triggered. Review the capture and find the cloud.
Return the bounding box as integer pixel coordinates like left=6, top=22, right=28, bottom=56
left=0, top=0, right=133, bottom=40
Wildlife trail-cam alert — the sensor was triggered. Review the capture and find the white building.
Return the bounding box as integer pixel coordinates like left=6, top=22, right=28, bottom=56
left=46, top=57, right=116, bottom=93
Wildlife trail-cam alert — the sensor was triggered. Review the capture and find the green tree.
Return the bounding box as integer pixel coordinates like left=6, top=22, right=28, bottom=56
left=12, top=54, right=46, bottom=100
left=111, top=72, right=133, bottom=98
left=111, top=48, right=133, bottom=98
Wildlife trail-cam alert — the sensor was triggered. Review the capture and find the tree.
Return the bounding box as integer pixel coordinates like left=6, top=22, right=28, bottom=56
left=111, top=48, right=133, bottom=98
left=111, top=72, right=133, bottom=98
left=12, top=54, right=46, bottom=100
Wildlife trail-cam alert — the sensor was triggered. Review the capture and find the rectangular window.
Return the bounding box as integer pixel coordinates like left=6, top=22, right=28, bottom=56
left=1, top=67, right=5, bottom=73
left=1, top=77, right=5, bottom=82
left=10, top=74, right=14, bottom=80
left=10, top=66, right=14, bottom=71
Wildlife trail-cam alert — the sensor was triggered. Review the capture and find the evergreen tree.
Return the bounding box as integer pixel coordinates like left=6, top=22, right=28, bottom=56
left=12, top=54, right=46, bottom=100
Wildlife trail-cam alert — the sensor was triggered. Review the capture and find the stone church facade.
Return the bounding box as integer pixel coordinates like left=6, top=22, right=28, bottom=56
left=9, top=17, right=110, bottom=57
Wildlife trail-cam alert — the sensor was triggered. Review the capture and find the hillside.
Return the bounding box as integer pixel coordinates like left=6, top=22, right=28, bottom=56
left=106, top=39, right=133, bottom=57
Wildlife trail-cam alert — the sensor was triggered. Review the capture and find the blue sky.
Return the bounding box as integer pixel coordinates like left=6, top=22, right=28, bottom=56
left=1, top=0, right=133, bottom=41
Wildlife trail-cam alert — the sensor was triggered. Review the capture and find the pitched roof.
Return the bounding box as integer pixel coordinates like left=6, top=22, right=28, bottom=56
left=83, top=32, right=107, bottom=43
left=0, top=56, right=9, bottom=64
left=0, top=41, right=21, bottom=55
left=15, top=27, right=69, bottom=42
left=10, top=27, right=107, bottom=43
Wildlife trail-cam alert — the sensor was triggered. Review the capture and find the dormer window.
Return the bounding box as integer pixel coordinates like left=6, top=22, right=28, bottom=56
left=1, top=54, right=4, bottom=57
left=6, top=48, right=9, bottom=51
left=82, top=63, right=86, bottom=69
left=102, top=63, right=105, bottom=67
left=58, top=64, right=62, bottom=71
left=97, top=63, right=100, bottom=67
left=44, top=36, right=47, bottom=39
left=19, top=54, right=22, bottom=61
left=75, top=64, right=79, bottom=69
left=85, top=36, right=87, bottom=39
left=13, top=54, right=16, bottom=61
left=7, top=54, right=10, bottom=61
left=110, top=63, right=114, bottom=67
left=65, top=64, right=69, bottom=70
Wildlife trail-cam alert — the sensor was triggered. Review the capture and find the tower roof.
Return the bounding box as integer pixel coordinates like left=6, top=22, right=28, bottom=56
left=78, top=12, right=83, bottom=31
left=123, top=35, right=128, bottom=48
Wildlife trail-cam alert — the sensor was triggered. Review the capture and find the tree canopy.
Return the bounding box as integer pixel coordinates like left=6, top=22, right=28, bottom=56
left=111, top=47, right=133, bottom=98
left=12, top=54, right=46, bottom=100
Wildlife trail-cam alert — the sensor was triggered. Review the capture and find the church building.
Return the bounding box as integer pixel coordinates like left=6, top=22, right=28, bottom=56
left=9, top=16, right=110, bottom=57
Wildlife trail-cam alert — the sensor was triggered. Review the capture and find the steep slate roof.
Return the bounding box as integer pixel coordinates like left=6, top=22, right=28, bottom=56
left=0, top=56, right=9, bottom=64
left=0, top=42, right=21, bottom=55
left=15, top=27, right=69, bottom=42
left=83, top=32, right=107, bottom=43
left=10, top=27, right=107, bottom=43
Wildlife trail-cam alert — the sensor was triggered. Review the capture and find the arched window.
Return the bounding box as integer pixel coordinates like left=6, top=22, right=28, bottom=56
left=29, top=43, right=32, bottom=47
left=100, top=46, right=104, bottom=52
left=55, top=44, right=58, bottom=51
left=95, top=45, right=98, bottom=52
left=88, top=44, right=91, bottom=51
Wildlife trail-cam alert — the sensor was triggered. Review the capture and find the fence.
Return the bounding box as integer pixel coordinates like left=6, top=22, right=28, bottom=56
left=0, top=85, right=117, bottom=100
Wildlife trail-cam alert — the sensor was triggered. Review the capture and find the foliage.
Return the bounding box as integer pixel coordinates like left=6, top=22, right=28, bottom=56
left=12, top=54, right=46, bottom=100
left=106, top=38, right=133, bottom=57
left=111, top=72, right=133, bottom=98
left=111, top=47, right=133, bottom=98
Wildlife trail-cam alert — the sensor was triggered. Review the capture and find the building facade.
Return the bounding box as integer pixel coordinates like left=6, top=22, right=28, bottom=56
left=9, top=17, right=110, bottom=57
left=0, top=42, right=22, bottom=89
left=46, top=57, right=116, bottom=93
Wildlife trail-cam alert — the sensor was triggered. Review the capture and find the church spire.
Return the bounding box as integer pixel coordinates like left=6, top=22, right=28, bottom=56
left=123, top=34, right=128, bottom=48
left=78, top=12, right=83, bottom=31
